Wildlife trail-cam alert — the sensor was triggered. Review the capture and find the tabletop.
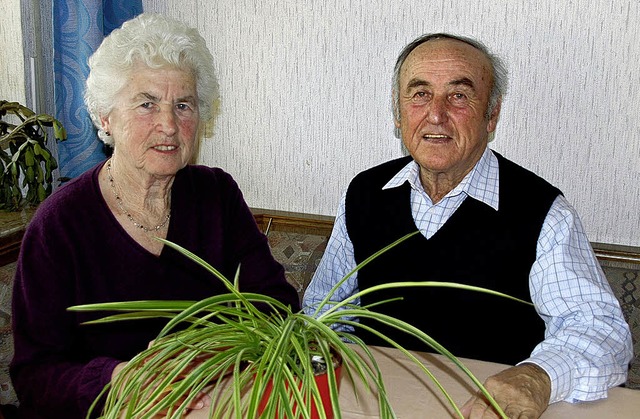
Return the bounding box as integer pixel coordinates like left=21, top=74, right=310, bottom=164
left=186, top=345, right=640, bottom=418
left=337, top=345, right=640, bottom=418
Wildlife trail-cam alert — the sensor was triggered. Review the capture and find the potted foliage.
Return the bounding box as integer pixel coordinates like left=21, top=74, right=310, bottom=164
left=70, top=232, right=530, bottom=418
left=0, top=100, right=66, bottom=210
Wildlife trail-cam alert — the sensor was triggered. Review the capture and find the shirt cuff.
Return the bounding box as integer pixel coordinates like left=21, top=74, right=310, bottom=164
left=520, top=348, right=574, bottom=404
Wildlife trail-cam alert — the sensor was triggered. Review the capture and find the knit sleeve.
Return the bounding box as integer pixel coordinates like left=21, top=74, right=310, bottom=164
left=10, top=204, right=120, bottom=418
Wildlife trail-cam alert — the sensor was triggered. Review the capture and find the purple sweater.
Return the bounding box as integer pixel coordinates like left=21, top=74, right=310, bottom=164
left=10, top=162, right=300, bottom=418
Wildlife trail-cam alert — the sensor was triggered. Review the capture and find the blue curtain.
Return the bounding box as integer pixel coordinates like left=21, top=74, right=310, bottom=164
left=52, top=0, right=143, bottom=180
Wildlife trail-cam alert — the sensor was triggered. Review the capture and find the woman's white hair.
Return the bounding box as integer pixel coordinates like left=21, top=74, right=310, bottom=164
left=84, top=13, right=219, bottom=145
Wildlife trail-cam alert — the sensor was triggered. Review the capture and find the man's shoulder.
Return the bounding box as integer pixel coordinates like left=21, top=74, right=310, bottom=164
left=346, top=155, right=412, bottom=207
left=351, top=155, right=412, bottom=185
left=493, top=151, right=561, bottom=194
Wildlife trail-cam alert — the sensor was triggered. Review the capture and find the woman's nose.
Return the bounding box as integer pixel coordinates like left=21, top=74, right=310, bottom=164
left=156, top=107, right=178, bottom=135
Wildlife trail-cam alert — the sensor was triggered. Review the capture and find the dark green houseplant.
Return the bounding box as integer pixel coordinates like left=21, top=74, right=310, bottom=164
left=0, top=100, right=66, bottom=210
left=70, top=232, right=531, bottom=418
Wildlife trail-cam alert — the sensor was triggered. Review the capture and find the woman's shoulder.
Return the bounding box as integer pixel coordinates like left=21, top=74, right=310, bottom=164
left=30, top=162, right=104, bottom=225
left=180, top=164, right=232, bottom=177
left=176, top=164, right=240, bottom=190
left=172, top=165, right=247, bottom=217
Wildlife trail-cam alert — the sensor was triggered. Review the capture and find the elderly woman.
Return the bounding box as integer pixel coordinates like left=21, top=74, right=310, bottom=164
left=10, top=13, right=299, bottom=418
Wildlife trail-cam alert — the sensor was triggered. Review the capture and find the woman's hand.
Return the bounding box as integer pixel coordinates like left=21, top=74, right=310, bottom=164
left=111, top=355, right=212, bottom=417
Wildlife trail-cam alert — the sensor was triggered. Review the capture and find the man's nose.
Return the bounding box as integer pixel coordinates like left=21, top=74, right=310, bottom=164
left=425, top=96, right=448, bottom=125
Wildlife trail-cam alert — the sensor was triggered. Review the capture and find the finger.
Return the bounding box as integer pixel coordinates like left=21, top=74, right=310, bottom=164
left=462, top=394, right=504, bottom=419
left=461, top=395, right=488, bottom=418
left=154, top=391, right=211, bottom=417
left=460, top=395, right=478, bottom=416
left=187, top=391, right=211, bottom=410
left=504, top=406, right=538, bottom=419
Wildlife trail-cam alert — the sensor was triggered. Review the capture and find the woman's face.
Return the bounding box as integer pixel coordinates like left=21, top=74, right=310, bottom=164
left=101, top=64, right=200, bottom=178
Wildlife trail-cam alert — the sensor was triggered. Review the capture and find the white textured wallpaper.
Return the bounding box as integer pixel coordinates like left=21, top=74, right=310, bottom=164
left=143, top=0, right=640, bottom=247
left=0, top=0, right=26, bottom=104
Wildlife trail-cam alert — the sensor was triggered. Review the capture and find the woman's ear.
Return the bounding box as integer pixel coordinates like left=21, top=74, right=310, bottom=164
left=100, top=115, right=111, bottom=135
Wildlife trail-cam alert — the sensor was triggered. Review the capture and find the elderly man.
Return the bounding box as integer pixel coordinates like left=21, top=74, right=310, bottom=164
left=303, top=33, right=632, bottom=418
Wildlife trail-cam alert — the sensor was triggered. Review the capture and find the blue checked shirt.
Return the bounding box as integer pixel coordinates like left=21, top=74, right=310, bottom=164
left=303, top=147, right=632, bottom=404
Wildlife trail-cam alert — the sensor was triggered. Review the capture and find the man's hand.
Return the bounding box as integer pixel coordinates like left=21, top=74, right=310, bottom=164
left=460, top=363, right=551, bottom=419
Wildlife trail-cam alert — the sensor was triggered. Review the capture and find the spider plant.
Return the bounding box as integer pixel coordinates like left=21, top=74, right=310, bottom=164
left=69, top=231, right=532, bottom=418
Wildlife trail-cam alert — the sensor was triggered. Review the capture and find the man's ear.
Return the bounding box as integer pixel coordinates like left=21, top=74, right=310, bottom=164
left=487, top=98, right=502, bottom=133
left=392, top=87, right=401, bottom=128
left=393, top=116, right=402, bottom=139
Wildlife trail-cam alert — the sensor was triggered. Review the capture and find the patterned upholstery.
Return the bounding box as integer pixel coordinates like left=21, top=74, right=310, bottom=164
left=600, top=261, right=640, bottom=389
left=266, top=231, right=328, bottom=304
left=0, top=263, right=17, bottom=406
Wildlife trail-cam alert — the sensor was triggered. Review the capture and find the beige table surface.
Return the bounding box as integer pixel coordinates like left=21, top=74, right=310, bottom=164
left=187, top=345, right=640, bottom=418
left=337, top=345, right=640, bottom=418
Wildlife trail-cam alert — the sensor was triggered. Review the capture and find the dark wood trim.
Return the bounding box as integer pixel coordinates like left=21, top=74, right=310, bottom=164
left=0, top=229, right=25, bottom=266
left=0, top=208, right=36, bottom=266
left=251, top=208, right=335, bottom=236
left=592, top=242, right=640, bottom=265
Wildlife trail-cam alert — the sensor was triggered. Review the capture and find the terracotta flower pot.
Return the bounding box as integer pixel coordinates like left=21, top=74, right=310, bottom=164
left=257, top=357, right=343, bottom=418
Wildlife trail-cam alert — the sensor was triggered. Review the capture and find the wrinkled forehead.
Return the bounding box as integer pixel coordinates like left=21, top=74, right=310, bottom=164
left=400, top=38, right=494, bottom=91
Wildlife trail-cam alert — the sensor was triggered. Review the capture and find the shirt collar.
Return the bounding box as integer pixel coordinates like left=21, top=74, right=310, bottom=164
left=382, top=148, right=499, bottom=211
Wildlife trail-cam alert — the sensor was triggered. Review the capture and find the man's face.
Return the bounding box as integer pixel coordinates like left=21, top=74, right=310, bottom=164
left=395, top=38, right=501, bottom=187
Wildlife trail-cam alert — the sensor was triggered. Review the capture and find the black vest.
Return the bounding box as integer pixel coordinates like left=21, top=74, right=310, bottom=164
left=345, top=152, right=561, bottom=365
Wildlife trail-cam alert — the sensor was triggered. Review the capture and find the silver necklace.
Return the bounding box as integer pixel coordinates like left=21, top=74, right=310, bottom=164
left=106, top=159, right=171, bottom=233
